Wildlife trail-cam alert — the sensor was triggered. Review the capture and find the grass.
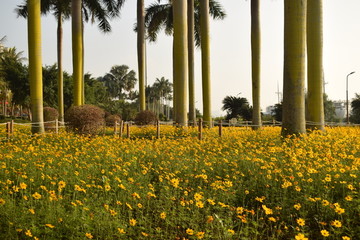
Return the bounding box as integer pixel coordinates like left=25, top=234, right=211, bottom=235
left=0, top=126, right=359, bottom=239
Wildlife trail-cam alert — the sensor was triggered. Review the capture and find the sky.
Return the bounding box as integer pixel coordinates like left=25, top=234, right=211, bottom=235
left=1, top=0, right=360, bottom=117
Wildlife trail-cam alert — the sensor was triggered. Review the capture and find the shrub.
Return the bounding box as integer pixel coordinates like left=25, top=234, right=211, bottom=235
left=65, top=104, right=105, bottom=134
left=43, top=107, right=59, bottom=131
left=134, top=110, right=158, bottom=125
left=106, top=114, right=122, bottom=126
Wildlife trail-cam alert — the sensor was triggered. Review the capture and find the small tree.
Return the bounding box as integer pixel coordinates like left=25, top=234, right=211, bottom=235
left=350, top=93, right=360, bottom=124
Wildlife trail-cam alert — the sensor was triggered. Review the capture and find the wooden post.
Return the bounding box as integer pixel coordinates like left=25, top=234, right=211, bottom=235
left=126, top=123, right=130, bottom=138
left=273, top=119, right=276, bottom=126
left=114, top=121, right=118, bottom=135
left=219, top=120, right=222, bottom=137
left=10, top=120, right=14, bottom=134
left=119, top=121, right=124, bottom=138
left=55, top=119, right=59, bottom=134
left=156, top=120, right=160, bottom=139
left=6, top=122, right=10, bottom=139
left=198, top=118, right=203, bottom=140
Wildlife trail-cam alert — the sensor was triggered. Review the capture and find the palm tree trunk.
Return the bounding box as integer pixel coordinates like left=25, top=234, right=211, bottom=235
left=137, top=0, right=146, bottom=111
left=200, top=0, right=211, bottom=127
left=188, top=0, right=196, bottom=125
left=72, top=0, right=83, bottom=106
left=28, top=0, right=44, bottom=134
left=307, top=0, right=324, bottom=131
left=251, top=0, right=261, bottom=130
left=57, top=12, right=64, bottom=123
left=173, top=0, right=188, bottom=126
left=282, top=0, right=307, bottom=136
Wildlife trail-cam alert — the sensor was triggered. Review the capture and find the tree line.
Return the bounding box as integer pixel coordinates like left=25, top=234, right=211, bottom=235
left=2, top=0, right=360, bottom=135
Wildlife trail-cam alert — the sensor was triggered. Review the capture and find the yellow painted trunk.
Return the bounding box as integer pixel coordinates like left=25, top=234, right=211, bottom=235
left=188, top=0, right=196, bottom=124
left=282, top=0, right=307, bottom=136
left=173, top=0, right=188, bottom=126
left=307, top=0, right=324, bottom=131
left=57, top=13, right=64, bottom=123
left=72, top=0, right=83, bottom=106
left=28, top=0, right=44, bottom=134
left=138, top=0, right=146, bottom=111
left=251, top=0, right=261, bottom=130
left=200, top=0, right=212, bottom=127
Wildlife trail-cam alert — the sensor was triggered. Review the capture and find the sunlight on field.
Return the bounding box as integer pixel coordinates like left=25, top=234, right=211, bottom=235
left=0, top=127, right=359, bottom=239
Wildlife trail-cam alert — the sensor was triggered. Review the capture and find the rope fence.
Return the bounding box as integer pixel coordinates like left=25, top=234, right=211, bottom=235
left=1, top=118, right=360, bottom=141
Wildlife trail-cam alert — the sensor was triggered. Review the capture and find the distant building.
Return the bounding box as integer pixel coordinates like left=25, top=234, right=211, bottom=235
left=333, top=100, right=346, bottom=120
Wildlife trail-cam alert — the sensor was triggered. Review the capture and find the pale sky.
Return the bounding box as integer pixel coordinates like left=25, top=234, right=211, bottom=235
left=1, top=0, right=360, bottom=117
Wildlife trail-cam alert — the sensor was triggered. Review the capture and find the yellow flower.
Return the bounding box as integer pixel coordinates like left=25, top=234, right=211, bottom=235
left=196, top=201, right=204, bottom=208
left=345, top=195, right=353, bottom=201
left=104, top=184, right=111, bottom=191
left=0, top=198, right=5, bottom=205
left=117, top=228, right=126, bottom=234
left=322, top=200, right=330, bottom=206
left=194, top=193, right=203, bottom=201
left=294, top=203, right=301, bottom=210
left=32, top=192, right=42, bottom=200
left=196, top=231, right=205, bottom=239
left=295, top=233, right=308, bottom=240
left=141, top=232, right=149, bottom=237
left=236, top=207, right=244, bottom=214
left=331, top=220, right=342, bottom=228
left=19, top=182, right=27, bottom=189
left=25, top=230, right=33, bottom=237
left=207, top=199, right=215, bottom=205
left=45, top=224, right=55, bottom=228
left=129, top=218, right=137, bottom=226
left=335, top=207, right=345, bottom=215
left=342, top=236, right=351, bottom=240
left=268, top=217, right=276, bottom=222
left=160, top=212, right=166, bottom=219
left=85, top=233, right=93, bottom=239
left=262, top=205, right=273, bottom=215
left=186, top=228, right=194, bottom=235
left=296, top=218, right=305, bottom=226
left=206, top=216, right=214, bottom=223
left=227, top=229, right=235, bottom=235
left=29, top=208, right=35, bottom=214
left=321, top=230, right=330, bottom=237
left=170, top=178, right=180, bottom=188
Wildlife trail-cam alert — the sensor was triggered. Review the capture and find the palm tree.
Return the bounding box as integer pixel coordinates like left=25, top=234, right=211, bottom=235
left=145, top=0, right=225, bottom=124
left=101, top=65, right=137, bottom=100
left=28, top=0, right=44, bottom=133
left=307, top=0, right=324, bottom=131
left=137, top=0, right=146, bottom=111
left=72, top=0, right=125, bottom=106
left=251, top=0, right=261, bottom=130
left=222, top=95, right=252, bottom=121
left=282, top=0, right=307, bottom=136
left=173, top=0, right=188, bottom=126
left=199, top=0, right=211, bottom=126
left=153, top=77, right=172, bottom=116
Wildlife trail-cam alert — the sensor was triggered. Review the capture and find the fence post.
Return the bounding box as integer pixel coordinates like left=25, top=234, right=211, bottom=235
left=198, top=118, right=203, bottom=140
left=114, top=121, right=118, bottom=135
left=156, top=120, right=160, bottom=139
left=219, top=120, right=222, bottom=137
left=119, top=121, right=124, bottom=138
left=273, top=119, right=276, bottom=127
left=55, top=119, right=59, bottom=134
left=6, top=122, right=10, bottom=139
left=126, top=123, right=130, bottom=138
left=10, top=120, right=14, bottom=134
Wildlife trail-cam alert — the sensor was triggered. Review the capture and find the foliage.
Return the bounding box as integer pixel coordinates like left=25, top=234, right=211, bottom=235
left=271, top=102, right=282, bottom=122
left=100, top=65, right=137, bottom=100
left=64, top=104, right=105, bottom=134
left=350, top=93, right=360, bottom=124
left=43, top=106, right=59, bottom=131
left=323, top=94, right=338, bottom=122
left=222, top=95, right=252, bottom=121
left=0, top=127, right=359, bottom=239
left=134, top=110, right=158, bottom=125
left=105, top=114, right=121, bottom=126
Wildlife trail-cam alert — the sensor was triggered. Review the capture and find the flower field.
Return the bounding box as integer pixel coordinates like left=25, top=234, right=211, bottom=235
left=0, top=126, right=359, bottom=239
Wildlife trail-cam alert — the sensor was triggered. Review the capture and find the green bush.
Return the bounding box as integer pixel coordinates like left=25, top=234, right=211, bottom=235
left=64, top=104, right=105, bottom=134
left=43, top=107, right=59, bottom=131
left=134, top=110, right=158, bottom=125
